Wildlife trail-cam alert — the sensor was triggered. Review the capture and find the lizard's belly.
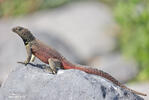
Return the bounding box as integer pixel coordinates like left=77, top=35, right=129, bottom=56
left=32, top=49, right=50, bottom=64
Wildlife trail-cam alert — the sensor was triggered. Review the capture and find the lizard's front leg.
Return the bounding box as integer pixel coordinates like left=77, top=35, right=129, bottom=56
left=30, top=54, right=36, bottom=62
left=18, top=43, right=32, bottom=65
left=45, top=58, right=62, bottom=74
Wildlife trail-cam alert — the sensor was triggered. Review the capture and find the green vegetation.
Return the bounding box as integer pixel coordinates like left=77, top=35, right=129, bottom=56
left=114, top=0, right=149, bottom=80
left=0, top=0, right=70, bottom=17
left=99, top=0, right=149, bottom=81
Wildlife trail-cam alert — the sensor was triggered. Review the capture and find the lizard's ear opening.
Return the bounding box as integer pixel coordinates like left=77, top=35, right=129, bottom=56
left=17, top=27, right=23, bottom=31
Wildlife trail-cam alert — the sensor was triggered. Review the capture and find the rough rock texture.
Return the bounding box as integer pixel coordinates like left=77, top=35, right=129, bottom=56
left=0, top=64, right=143, bottom=100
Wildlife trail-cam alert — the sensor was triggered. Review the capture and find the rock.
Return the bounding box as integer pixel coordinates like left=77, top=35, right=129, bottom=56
left=87, top=53, right=139, bottom=83
left=0, top=64, right=144, bottom=100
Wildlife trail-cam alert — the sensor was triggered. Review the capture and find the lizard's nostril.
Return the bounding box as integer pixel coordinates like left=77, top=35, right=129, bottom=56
left=12, top=27, right=16, bottom=32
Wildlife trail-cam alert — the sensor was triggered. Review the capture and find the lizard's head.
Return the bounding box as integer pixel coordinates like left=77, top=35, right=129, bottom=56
left=12, top=26, right=35, bottom=45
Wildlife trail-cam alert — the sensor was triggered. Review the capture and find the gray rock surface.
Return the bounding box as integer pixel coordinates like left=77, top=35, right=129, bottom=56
left=0, top=64, right=144, bottom=100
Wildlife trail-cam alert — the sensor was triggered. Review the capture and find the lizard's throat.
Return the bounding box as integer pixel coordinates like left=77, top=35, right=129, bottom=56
left=23, top=39, right=29, bottom=45
left=21, top=36, right=35, bottom=45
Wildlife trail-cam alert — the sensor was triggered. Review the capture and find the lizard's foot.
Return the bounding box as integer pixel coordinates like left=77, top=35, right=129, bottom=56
left=48, top=58, right=62, bottom=74
left=17, top=61, right=29, bottom=66
left=44, top=65, right=56, bottom=74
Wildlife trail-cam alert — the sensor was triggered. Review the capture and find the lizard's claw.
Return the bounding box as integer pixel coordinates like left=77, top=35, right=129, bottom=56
left=43, top=65, right=57, bottom=74
left=17, top=61, right=28, bottom=66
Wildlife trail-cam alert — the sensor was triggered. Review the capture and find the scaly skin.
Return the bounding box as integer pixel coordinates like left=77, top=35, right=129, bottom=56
left=12, top=26, right=146, bottom=96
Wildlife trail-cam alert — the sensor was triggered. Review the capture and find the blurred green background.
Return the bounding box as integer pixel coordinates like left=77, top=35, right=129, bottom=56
left=114, top=0, right=149, bottom=81
left=0, top=0, right=148, bottom=81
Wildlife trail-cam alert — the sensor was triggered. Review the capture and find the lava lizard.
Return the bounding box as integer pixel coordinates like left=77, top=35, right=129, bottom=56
left=12, top=26, right=146, bottom=96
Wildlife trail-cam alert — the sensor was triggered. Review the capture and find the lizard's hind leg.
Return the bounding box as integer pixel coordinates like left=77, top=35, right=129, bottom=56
left=48, top=58, right=62, bottom=74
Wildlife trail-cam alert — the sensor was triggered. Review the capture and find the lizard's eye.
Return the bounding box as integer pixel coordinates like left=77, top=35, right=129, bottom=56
left=16, top=27, right=23, bottom=31
left=18, top=27, right=23, bottom=31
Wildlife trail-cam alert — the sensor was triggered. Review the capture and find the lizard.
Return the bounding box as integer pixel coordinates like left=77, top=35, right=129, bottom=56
left=12, top=26, right=147, bottom=96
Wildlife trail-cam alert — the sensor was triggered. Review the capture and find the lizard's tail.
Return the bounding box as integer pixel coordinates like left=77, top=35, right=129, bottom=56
left=120, top=85, right=147, bottom=96
left=62, top=61, right=147, bottom=96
